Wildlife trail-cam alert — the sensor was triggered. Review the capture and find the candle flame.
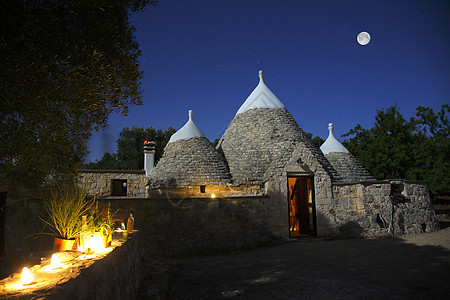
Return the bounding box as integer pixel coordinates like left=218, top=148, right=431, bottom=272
left=211, top=193, right=216, bottom=198
left=21, top=267, right=34, bottom=285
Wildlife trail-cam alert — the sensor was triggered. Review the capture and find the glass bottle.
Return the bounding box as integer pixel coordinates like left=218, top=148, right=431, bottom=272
left=127, top=212, right=134, bottom=234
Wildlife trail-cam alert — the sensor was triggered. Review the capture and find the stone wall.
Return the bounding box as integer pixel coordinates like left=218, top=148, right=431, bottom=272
left=2, top=177, right=439, bottom=261
left=100, top=195, right=282, bottom=257
left=0, top=234, right=144, bottom=299
left=79, top=170, right=147, bottom=198
left=49, top=234, right=143, bottom=300
left=147, top=184, right=264, bottom=199
left=331, top=180, right=438, bottom=238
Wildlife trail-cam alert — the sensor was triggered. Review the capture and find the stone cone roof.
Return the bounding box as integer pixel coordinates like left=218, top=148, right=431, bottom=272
left=323, top=152, right=375, bottom=182
left=217, top=71, right=341, bottom=184
left=320, top=123, right=374, bottom=182
left=148, top=137, right=231, bottom=188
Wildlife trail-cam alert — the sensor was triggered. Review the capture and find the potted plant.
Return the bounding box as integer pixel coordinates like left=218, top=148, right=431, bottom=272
left=39, top=182, right=94, bottom=252
left=83, top=201, right=117, bottom=248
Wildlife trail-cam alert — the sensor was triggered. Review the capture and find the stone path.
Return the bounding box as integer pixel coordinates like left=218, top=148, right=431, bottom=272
left=152, top=228, right=450, bottom=299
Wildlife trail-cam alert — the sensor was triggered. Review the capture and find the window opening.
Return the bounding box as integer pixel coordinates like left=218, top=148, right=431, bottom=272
left=112, top=179, right=127, bottom=196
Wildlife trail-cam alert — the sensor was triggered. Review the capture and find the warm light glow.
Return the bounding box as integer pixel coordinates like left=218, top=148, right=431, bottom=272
left=78, top=232, right=105, bottom=253
left=21, top=267, right=34, bottom=285
left=91, top=233, right=104, bottom=252
left=50, top=254, right=62, bottom=269
left=211, top=193, right=216, bottom=198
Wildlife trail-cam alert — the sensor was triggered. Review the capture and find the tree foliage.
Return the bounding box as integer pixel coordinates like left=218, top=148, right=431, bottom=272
left=304, top=132, right=325, bottom=149
left=84, top=126, right=176, bottom=170
left=0, top=0, right=156, bottom=188
left=342, top=105, right=449, bottom=196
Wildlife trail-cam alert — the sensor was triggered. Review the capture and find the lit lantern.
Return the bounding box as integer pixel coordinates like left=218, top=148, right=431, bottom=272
left=21, top=267, right=34, bottom=285
left=91, top=232, right=104, bottom=252
left=50, top=254, right=62, bottom=269
left=211, top=193, right=216, bottom=199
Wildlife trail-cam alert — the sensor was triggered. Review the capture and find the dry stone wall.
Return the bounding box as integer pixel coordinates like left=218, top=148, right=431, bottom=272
left=79, top=170, right=147, bottom=198
left=49, top=234, right=142, bottom=299
left=102, top=196, right=282, bottom=257
left=332, top=180, right=438, bottom=238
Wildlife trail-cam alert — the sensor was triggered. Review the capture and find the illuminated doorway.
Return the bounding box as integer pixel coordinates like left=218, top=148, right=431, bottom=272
left=288, top=176, right=316, bottom=237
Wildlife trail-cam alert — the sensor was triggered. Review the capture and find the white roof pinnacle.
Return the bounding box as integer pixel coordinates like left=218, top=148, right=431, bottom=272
left=168, top=110, right=206, bottom=143
left=320, top=123, right=350, bottom=154
left=235, top=70, right=285, bottom=115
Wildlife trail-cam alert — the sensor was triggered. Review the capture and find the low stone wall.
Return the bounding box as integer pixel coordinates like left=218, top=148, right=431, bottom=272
left=79, top=170, right=147, bottom=198
left=49, top=234, right=143, bottom=300
left=331, top=180, right=438, bottom=238
left=99, top=195, right=283, bottom=257
left=0, top=234, right=143, bottom=299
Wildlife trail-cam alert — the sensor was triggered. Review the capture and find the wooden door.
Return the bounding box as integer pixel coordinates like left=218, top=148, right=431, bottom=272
left=288, top=177, right=316, bottom=237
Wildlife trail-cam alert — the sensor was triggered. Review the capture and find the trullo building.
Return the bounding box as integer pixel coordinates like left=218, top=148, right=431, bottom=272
left=144, top=70, right=437, bottom=245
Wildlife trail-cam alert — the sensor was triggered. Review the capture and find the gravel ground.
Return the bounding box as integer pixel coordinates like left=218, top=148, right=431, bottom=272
left=159, top=227, right=450, bottom=299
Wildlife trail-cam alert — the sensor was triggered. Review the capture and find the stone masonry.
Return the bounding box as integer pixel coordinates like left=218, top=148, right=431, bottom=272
left=79, top=170, right=147, bottom=198
left=217, top=108, right=341, bottom=184
left=331, top=180, right=438, bottom=238
left=325, top=152, right=375, bottom=182
left=149, top=137, right=231, bottom=189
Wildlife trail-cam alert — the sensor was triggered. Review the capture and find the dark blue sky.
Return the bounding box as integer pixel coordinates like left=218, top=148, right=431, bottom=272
left=87, top=0, right=449, bottom=162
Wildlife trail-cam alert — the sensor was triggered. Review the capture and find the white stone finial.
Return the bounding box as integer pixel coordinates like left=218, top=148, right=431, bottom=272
left=328, top=122, right=334, bottom=132
left=259, top=70, right=264, bottom=80
left=320, top=122, right=349, bottom=154
left=235, top=70, right=285, bottom=115
left=168, top=109, right=206, bottom=143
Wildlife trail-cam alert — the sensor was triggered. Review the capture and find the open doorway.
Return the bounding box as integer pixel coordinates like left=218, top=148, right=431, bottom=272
left=288, top=176, right=316, bottom=237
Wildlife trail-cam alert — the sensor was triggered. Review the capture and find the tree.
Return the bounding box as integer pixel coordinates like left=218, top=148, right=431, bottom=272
left=84, top=126, right=176, bottom=170
left=0, top=0, right=156, bottom=188
left=305, top=132, right=325, bottom=149
left=411, top=105, right=450, bottom=195
left=342, top=105, right=449, bottom=196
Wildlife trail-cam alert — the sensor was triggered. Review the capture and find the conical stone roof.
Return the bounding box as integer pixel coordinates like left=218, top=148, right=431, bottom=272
left=320, top=123, right=374, bottom=182
left=217, top=71, right=341, bottom=184
left=148, top=111, right=231, bottom=188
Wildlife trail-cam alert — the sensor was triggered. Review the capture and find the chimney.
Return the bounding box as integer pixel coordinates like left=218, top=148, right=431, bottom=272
left=143, top=140, right=156, bottom=176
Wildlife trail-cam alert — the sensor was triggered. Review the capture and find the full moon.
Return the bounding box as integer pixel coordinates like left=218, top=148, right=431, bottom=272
left=357, top=31, right=371, bottom=45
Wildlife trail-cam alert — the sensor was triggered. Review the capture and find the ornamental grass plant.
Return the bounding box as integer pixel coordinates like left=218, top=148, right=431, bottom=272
left=39, top=183, right=95, bottom=240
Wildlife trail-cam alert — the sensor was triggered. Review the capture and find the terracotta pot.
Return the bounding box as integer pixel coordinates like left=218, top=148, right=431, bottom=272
left=53, top=237, right=76, bottom=252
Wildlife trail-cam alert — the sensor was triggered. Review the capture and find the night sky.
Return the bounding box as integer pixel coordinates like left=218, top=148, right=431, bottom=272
left=86, top=0, right=449, bottom=162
